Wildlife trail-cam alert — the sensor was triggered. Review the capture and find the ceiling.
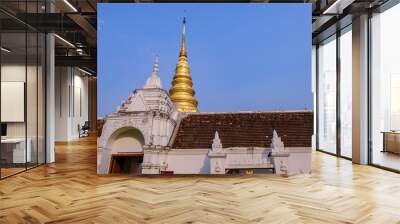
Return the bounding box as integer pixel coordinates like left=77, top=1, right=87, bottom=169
left=1, top=0, right=97, bottom=74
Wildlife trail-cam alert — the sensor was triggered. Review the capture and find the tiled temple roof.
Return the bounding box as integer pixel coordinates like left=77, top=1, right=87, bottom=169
left=171, top=111, right=313, bottom=149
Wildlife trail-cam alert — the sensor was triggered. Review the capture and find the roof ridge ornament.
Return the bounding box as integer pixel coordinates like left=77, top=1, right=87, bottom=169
left=271, top=129, right=284, bottom=153
left=211, top=131, right=223, bottom=152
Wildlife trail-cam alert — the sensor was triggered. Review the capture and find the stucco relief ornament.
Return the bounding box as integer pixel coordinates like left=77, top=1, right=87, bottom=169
left=211, top=131, right=223, bottom=152
left=280, top=160, right=288, bottom=177
left=215, top=161, right=221, bottom=173
left=149, top=135, right=154, bottom=145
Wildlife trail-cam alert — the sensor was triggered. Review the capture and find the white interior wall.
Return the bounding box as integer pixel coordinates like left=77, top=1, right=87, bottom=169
left=1, top=65, right=36, bottom=138
left=1, top=65, right=26, bottom=139
left=1, top=82, right=24, bottom=123
left=55, top=66, right=68, bottom=141
left=73, top=73, right=89, bottom=138
left=1, top=64, right=46, bottom=163
left=55, top=67, right=89, bottom=141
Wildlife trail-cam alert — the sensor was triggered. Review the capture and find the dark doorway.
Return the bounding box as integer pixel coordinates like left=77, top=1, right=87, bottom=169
left=109, top=153, right=143, bottom=174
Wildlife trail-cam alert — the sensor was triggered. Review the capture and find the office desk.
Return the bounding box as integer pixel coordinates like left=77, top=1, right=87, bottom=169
left=382, top=131, right=400, bottom=154
left=1, top=138, right=31, bottom=163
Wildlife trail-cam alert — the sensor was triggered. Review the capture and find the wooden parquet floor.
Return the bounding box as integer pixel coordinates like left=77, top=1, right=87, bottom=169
left=1, top=136, right=400, bottom=224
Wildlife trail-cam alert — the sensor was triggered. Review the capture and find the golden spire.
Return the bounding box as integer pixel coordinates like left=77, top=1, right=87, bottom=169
left=169, top=17, right=199, bottom=112
left=180, top=17, right=186, bottom=57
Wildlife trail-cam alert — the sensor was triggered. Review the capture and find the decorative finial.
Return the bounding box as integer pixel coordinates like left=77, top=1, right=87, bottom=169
left=214, top=131, right=219, bottom=140
left=273, top=130, right=278, bottom=139
left=212, top=131, right=223, bottom=152
left=144, top=55, right=162, bottom=89
left=180, top=17, right=186, bottom=57
left=153, top=54, right=159, bottom=74
left=183, top=17, right=186, bottom=35
left=271, top=129, right=284, bottom=152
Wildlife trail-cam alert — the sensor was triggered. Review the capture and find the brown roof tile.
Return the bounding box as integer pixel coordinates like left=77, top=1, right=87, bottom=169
left=171, top=111, right=313, bottom=149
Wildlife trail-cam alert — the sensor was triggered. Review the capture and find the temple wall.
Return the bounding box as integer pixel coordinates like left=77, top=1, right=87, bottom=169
left=165, top=149, right=210, bottom=174
left=143, top=147, right=311, bottom=175
left=287, top=147, right=312, bottom=175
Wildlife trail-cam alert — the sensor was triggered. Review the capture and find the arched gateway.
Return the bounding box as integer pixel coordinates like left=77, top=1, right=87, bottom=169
left=97, top=57, right=179, bottom=174
left=106, top=127, right=145, bottom=174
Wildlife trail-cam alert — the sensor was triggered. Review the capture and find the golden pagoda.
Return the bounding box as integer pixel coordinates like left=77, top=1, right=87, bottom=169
left=169, top=17, right=199, bottom=112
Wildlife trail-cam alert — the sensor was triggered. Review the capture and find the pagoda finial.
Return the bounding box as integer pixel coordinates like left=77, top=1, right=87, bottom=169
left=144, top=55, right=162, bottom=89
left=180, top=17, right=186, bottom=57
left=169, top=17, right=199, bottom=112
left=153, top=54, right=159, bottom=73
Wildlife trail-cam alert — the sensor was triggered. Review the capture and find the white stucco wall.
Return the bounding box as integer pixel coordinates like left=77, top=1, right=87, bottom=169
left=165, top=149, right=210, bottom=174
left=108, top=127, right=145, bottom=153
left=287, top=147, right=312, bottom=175
left=143, top=147, right=311, bottom=175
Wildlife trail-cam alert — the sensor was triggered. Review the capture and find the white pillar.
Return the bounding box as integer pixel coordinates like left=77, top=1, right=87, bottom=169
left=312, top=45, right=317, bottom=150
left=46, top=32, right=55, bottom=163
left=352, top=14, right=369, bottom=164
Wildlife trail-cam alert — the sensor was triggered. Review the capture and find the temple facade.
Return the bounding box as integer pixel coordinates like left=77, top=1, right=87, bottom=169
left=97, top=18, right=313, bottom=176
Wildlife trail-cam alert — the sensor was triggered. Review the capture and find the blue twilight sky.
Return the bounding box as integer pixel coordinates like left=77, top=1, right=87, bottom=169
left=98, top=4, right=312, bottom=116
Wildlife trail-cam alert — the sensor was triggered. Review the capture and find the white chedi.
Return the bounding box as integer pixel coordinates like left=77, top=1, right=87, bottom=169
left=270, top=130, right=284, bottom=153
left=144, top=56, right=162, bottom=89
left=211, top=131, right=223, bottom=153
left=269, top=130, right=290, bottom=176
left=208, top=131, right=226, bottom=174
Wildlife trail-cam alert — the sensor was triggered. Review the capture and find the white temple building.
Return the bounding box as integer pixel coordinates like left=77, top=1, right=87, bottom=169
left=97, top=57, right=313, bottom=176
